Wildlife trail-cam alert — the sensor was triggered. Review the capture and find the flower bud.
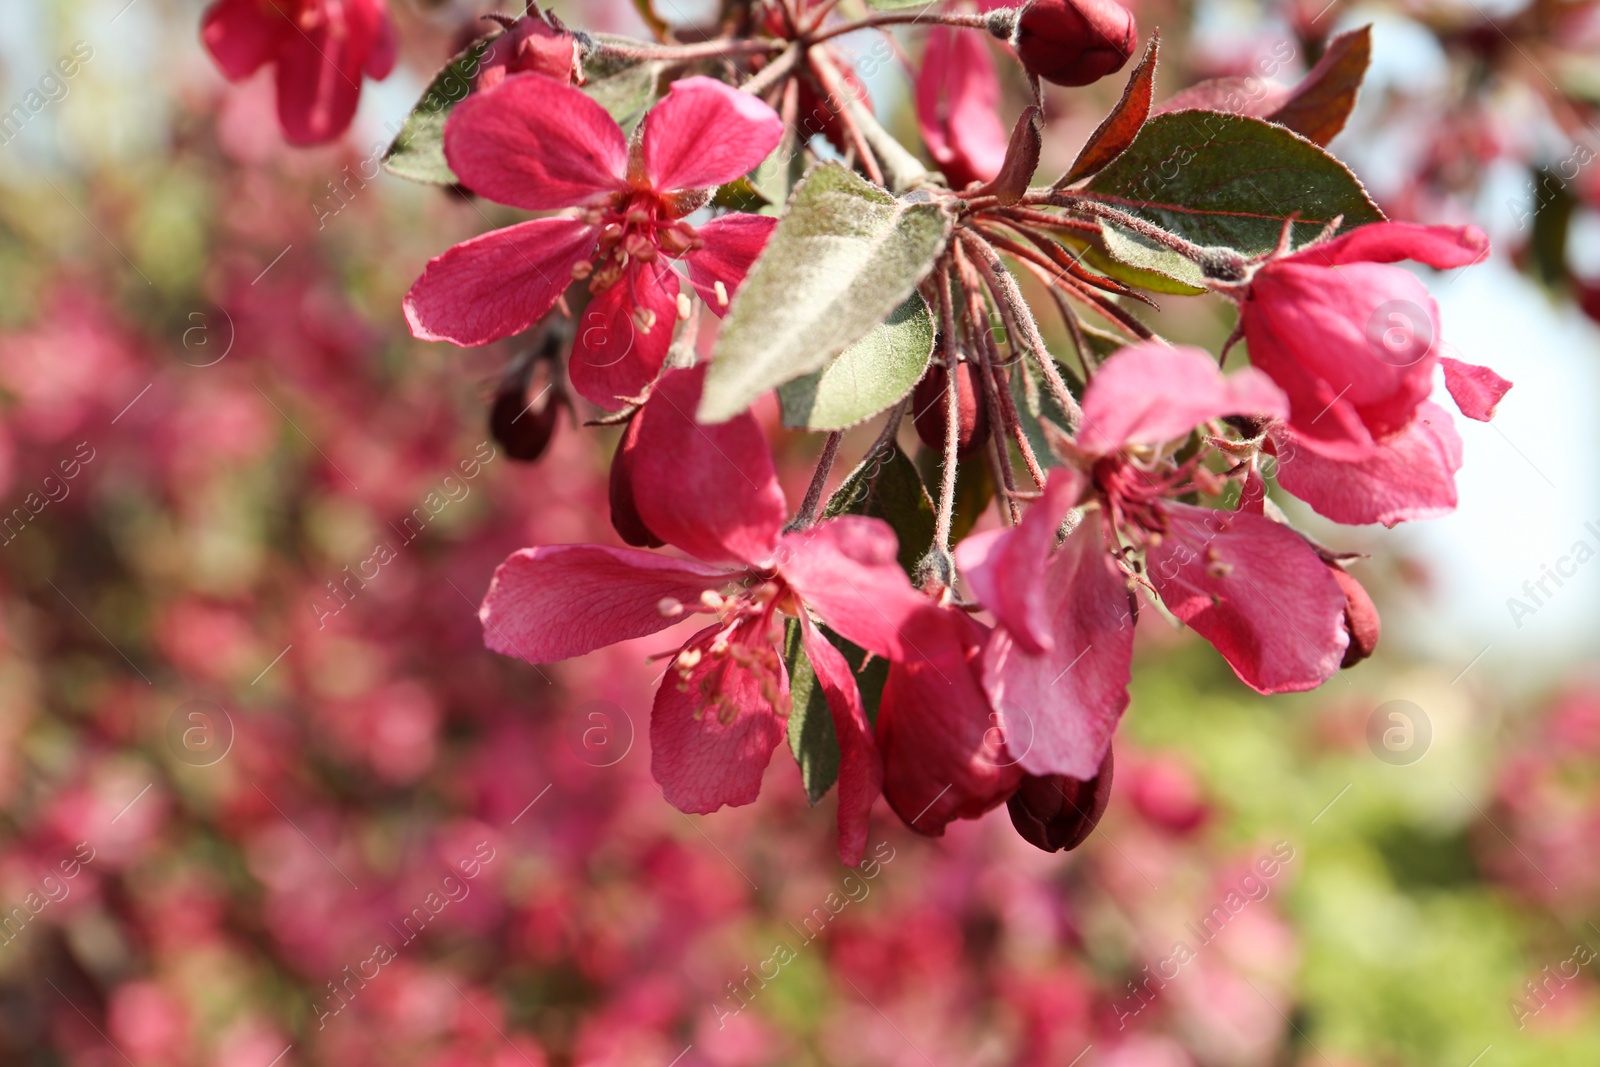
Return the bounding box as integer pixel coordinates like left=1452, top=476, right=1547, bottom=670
left=490, top=355, right=565, bottom=462
left=1013, top=0, right=1137, bottom=88
left=1006, top=748, right=1114, bottom=853
left=1328, top=565, right=1380, bottom=668
left=1128, top=754, right=1207, bottom=835
left=609, top=414, right=663, bottom=548
left=475, top=11, right=581, bottom=93
left=913, top=358, right=990, bottom=459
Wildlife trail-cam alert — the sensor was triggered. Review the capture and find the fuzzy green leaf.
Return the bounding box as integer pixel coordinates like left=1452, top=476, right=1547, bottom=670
left=825, top=441, right=936, bottom=577
left=778, top=295, right=935, bottom=431
left=382, top=38, right=493, bottom=185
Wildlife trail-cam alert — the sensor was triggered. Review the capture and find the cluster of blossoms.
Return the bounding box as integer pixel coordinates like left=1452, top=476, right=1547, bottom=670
left=197, top=0, right=1514, bottom=863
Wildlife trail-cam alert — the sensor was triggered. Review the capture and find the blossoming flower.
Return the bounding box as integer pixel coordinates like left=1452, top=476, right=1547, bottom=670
left=478, top=369, right=929, bottom=863
left=405, top=76, right=783, bottom=410
left=957, top=343, right=1349, bottom=780
left=201, top=0, right=396, bottom=145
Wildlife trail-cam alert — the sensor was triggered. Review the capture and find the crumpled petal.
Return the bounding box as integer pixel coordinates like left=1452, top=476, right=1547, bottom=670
left=1298, top=221, right=1489, bottom=270
left=915, top=26, right=1008, bottom=190
left=798, top=615, right=881, bottom=866
left=642, top=76, right=785, bottom=194
left=1273, top=403, right=1462, bottom=527
left=479, top=545, right=736, bottom=663
left=1077, top=342, right=1288, bottom=454
left=877, top=606, right=1019, bottom=835
left=202, top=0, right=287, bottom=80
left=1441, top=356, right=1512, bottom=422
left=683, top=214, right=779, bottom=317
left=651, top=626, right=787, bottom=814
left=1145, top=503, right=1348, bottom=693
left=778, top=516, right=929, bottom=660
left=445, top=76, right=628, bottom=210
left=568, top=262, right=680, bottom=410
left=631, top=367, right=788, bottom=567
left=982, top=518, right=1136, bottom=780
left=404, top=217, right=597, bottom=346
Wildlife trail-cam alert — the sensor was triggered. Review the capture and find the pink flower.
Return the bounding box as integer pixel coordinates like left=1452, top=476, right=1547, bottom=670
left=1241, top=221, right=1492, bottom=461
left=477, top=369, right=928, bottom=863
left=404, top=76, right=783, bottom=410
left=915, top=26, right=1009, bottom=191
left=957, top=343, right=1349, bottom=779
left=201, top=0, right=396, bottom=145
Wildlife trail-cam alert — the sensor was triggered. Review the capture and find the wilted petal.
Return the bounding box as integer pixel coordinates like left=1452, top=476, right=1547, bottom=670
left=202, top=0, right=287, bottom=80
left=479, top=545, right=736, bottom=663
left=651, top=626, right=787, bottom=814
left=1441, top=356, right=1512, bottom=422
left=404, top=217, right=597, bottom=346
left=642, top=76, right=785, bottom=193
left=445, top=76, right=628, bottom=210
left=1273, top=403, right=1462, bottom=527
left=1145, top=503, right=1347, bottom=693
left=631, top=367, right=788, bottom=567
left=916, top=26, right=1008, bottom=190
left=779, top=516, right=928, bottom=660
left=1078, top=342, right=1288, bottom=454
left=568, top=262, right=679, bottom=410
left=1303, top=221, right=1489, bottom=270
left=799, top=616, right=881, bottom=866
left=983, top=519, right=1136, bottom=779
left=683, top=214, right=778, bottom=317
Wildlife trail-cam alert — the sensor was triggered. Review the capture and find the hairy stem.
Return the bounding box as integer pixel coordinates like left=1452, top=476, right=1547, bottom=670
left=806, top=9, right=991, bottom=46
left=933, top=271, right=961, bottom=553
left=792, top=431, right=844, bottom=529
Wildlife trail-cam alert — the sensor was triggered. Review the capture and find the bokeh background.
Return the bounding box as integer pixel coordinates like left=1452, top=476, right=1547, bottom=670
left=2, top=0, right=1600, bottom=1064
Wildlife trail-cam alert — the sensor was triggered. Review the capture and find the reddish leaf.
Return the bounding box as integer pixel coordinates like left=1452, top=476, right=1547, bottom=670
left=1268, top=25, right=1371, bottom=146
left=1061, top=32, right=1160, bottom=186
left=1154, top=76, right=1289, bottom=119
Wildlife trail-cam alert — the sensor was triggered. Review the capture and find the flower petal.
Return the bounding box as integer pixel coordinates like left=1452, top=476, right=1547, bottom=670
left=799, top=615, right=881, bottom=866
left=1078, top=341, right=1288, bottom=454
left=915, top=26, right=1008, bottom=190
left=1145, top=503, right=1348, bottom=693
left=641, top=76, right=785, bottom=193
left=877, top=606, right=1019, bottom=835
left=274, top=9, right=368, bottom=144
left=651, top=626, right=787, bottom=814
left=631, top=366, right=788, bottom=567
left=1273, top=403, right=1462, bottom=527
left=445, top=76, right=628, bottom=210
left=1299, top=221, right=1489, bottom=270
left=363, top=1, right=397, bottom=80
left=404, top=217, right=596, bottom=347
left=1441, top=356, right=1512, bottom=422
left=202, top=0, right=287, bottom=81
left=779, top=516, right=929, bottom=660
left=982, top=519, right=1136, bottom=780
left=683, top=214, right=778, bottom=317
left=479, top=545, right=736, bottom=663
left=568, top=262, right=679, bottom=410
left=954, top=467, right=1085, bottom=654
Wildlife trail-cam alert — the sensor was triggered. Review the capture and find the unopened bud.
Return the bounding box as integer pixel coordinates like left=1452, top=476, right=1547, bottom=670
left=490, top=351, right=566, bottom=462
left=1013, top=0, right=1138, bottom=88
left=1006, top=748, right=1114, bottom=853
left=913, top=357, right=990, bottom=459
left=1328, top=565, right=1380, bottom=668
left=609, top=414, right=664, bottom=548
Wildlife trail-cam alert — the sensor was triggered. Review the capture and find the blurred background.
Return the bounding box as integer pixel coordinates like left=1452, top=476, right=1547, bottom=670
left=2, top=0, right=1599, bottom=1064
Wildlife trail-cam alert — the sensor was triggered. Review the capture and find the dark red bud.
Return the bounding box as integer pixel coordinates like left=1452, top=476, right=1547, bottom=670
left=490, top=356, right=565, bottom=462
left=1006, top=748, right=1114, bottom=853
left=1014, top=0, right=1138, bottom=88
left=1329, top=565, right=1380, bottom=668
left=913, top=358, right=990, bottom=459
left=609, top=414, right=663, bottom=548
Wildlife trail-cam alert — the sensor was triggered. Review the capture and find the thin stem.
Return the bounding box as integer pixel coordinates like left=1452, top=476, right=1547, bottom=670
left=1039, top=191, right=1220, bottom=265
left=960, top=261, right=1020, bottom=524
left=933, top=271, right=961, bottom=553
left=792, top=431, right=844, bottom=529
left=743, top=42, right=802, bottom=97
left=806, top=52, right=884, bottom=186
left=598, top=37, right=783, bottom=62
left=971, top=287, right=1047, bottom=490
left=806, top=9, right=990, bottom=46
left=803, top=0, right=851, bottom=34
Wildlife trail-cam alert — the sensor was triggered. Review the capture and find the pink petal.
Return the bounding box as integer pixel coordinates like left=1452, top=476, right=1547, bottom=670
left=916, top=26, right=1008, bottom=190
left=363, top=0, right=397, bottom=80
left=630, top=367, right=788, bottom=567
left=1078, top=342, right=1288, bottom=454
left=641, top=76, right=785, bottom=193
left=1299, top=221, right=1489, bottom=270
left=651, top=626, right=787, bottom=814
left=683, top=214, right=779, bottom=317
left=568, top=262, right=679, bottom=410
left=1273, top=403, right=1463, bottom=527
left=877, top=606, right=1019, bottom=835
left=1245, top=260, right=1439, bottom=460
left=201, top=0, right=287, bottom=81
left=799, top=615, right=882, bottom=866
left=274, top=9, right=367, bottom=144
left=1441, top=356, right=1512, bottom=422
left=779, top=516, right=930, bottom=660
left=982, top=519, right=1136, bottom=779
left=444, top=76, right=628, bottom=210
left=954, top=468, right=1085, bottom=654
left=1145, top=503, right=1348, bottom=693
left=404, top=217, right=597, bottom=347
left=479, top=545, right=736, bottom=663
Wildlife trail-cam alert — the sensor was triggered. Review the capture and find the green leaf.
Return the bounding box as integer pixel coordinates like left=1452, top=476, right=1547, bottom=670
left=382, top=38, right=494, bottom=185
left=581, top=38, right=666, bottom=128
left=711, top=176, right=770, bottom=214
left=778, top=295, right=935, bottom=431
left=749, top=138, right=808, bottom=219
left=825, top=441, right=936, bottom=576
left=699, top=162, right=955, bottom=423
left=1090, top=222, right=1209, bottom=295
left=1083, top=111, right=1384, bottom=254
left=917, top=447, right=994, bottom=546
left=783, top=621, right=887, bottom=804
left=1010, top=356, right=1085, bottom=470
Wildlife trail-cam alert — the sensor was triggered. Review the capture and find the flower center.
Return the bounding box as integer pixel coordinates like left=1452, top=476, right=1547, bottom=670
left=573, top=190, right=705, bottom=298
left=667, top=579, right=791, bottom=724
